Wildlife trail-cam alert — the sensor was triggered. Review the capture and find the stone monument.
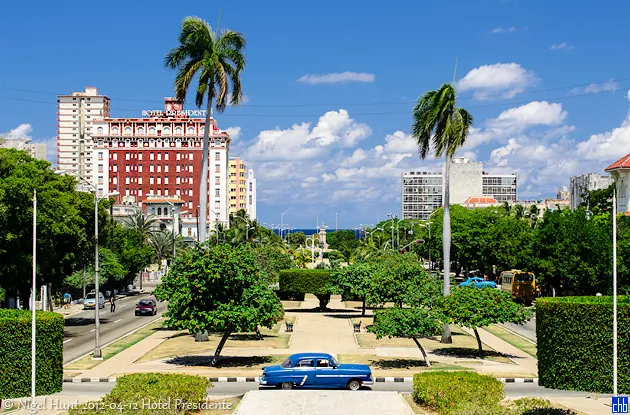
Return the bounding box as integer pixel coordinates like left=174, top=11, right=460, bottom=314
left=318, top=222, right=329, bottom=250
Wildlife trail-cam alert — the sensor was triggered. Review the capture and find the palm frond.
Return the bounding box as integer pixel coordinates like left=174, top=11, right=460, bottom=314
left=174, top=60, right=203, bottom=102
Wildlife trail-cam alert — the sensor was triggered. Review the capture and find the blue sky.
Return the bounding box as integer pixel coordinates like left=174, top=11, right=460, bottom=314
left=2, top=0, right=630, bottom=227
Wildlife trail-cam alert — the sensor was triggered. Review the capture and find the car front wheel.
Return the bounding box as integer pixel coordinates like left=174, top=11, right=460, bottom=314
left=281, top=382, right=293, bottom=390
left=346, top=379, right=361, bottom=391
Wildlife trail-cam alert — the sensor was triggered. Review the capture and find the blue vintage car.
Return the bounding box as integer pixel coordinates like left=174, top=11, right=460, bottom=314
left=259, top=352, right=373, bottom=390
left=459, top=277, right=496, bottom=289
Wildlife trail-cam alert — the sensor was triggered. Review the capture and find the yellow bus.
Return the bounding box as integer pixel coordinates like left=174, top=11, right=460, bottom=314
left=500, top=270, right=536, bottom=305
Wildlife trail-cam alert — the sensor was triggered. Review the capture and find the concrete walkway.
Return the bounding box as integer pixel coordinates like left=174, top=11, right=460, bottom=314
left=78, top=329, right=177, bottom=378
left=235, top=390, right=413, bottom=415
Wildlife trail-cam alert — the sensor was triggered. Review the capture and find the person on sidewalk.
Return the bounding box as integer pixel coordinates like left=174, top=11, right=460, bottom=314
left=109, top=295, right=116, bottom=313
left=64, top=292, right=71, bottom=309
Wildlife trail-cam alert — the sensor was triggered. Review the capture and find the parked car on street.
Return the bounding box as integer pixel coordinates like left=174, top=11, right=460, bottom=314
left=83, top=291, right=105, bottom=309
left=259, top=352, right=373, bottom=390
left=459, top=277, right=496, bottom=289
left=135, top=299, right=157, bottom=316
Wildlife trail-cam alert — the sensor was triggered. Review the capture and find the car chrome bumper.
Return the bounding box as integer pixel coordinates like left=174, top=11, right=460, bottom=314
left=363, top=380, right=374, bottom=385
left=258, top=377, right=267, bottom=385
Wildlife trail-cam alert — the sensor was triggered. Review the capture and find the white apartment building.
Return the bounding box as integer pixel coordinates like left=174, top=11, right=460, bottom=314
left=401, top=157, right=518, bottom=220
left=0, top=138, right=46, bottom=161
left=246, top=168, right=257, bottom=220
left=569, top=173, right=614, bottom=210
left=57, top=87, right=110, bottom=181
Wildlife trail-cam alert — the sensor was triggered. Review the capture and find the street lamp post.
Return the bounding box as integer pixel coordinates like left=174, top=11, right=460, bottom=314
left=30, top=190, right=36, bottom=406
left=336, top=212, right=338, bottom=232
left=613, top=189, right=618, bottom=395
left=281, top=213, right=285, bottom=241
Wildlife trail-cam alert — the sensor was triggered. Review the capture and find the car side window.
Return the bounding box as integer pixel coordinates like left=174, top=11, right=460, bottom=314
left=296, top=359, right=314, bottom=367
left=316, top=359, right=330, bottom=368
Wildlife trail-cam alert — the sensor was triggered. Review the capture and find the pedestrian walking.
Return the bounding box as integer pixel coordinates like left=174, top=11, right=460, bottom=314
left=64, top=292, right=71, bottom=309
left=109, top=295, right=116, bottom=313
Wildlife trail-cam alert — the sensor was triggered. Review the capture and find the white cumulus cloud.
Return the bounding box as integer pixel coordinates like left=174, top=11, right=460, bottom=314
left=298, top=71, right=375, bottom=85
left=489, top=101, right=567, bottom=130
left=5, top=123, right=33, bottom=139
left=457, top=63, right=537, bottom=100
left=491, top=26, right=517, bottom=34
left=225, top=126, right=242, bottom=141
left=570, top=80, right=618, bottom=95
left=549, top=42, right=572, bottom=50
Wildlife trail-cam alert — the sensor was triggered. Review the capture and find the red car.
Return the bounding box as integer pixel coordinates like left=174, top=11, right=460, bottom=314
left=135, top=299, right=157, bottom=316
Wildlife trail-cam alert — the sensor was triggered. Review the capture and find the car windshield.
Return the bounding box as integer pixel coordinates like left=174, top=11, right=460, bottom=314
left=86, top=293, right=95, bottom=299
left=280, top=358, right=292, bottom=368
left=515, top=273, right=533, bottom=282
left=138, top=300, right=153, bottom=306
left=331, top=357, right=340, bottom=367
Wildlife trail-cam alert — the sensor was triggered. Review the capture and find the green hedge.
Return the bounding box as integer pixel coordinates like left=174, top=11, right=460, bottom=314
left=537, top=296, right=630, bottom=393
left=0, top=309, right=63, bottom=399
left=413, top=371, right=504, bottom=414
left=70, top=373, right=210, bottom=414
left=279, top=269, right=332, bottom=309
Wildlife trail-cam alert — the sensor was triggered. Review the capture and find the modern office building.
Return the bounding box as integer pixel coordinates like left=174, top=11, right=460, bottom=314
left=0, top=138, right=46, bottom=160
left=91, top=97, right=232, bottom=225
left=246, top=168, right=257, bottom=220
left=57, top=87, right=110, bottom=179
left=569, top=173, right=614, bottom=210
left=401, top=157, right=518, bottom=220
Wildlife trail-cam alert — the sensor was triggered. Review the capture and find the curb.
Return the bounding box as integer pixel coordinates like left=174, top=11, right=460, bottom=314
left=64, top=377, right=538, bottom=384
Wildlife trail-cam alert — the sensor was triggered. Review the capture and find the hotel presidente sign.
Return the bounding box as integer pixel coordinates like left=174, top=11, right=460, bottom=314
left=141, top=109, right=207, bottom=117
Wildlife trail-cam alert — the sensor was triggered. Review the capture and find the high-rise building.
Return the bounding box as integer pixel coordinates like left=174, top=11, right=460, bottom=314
left=91, top=98, right=231, bottom=225
left=401, top=157, right=518, bottom=220
left=569, top=173, right=614, bottom=210
left=246, top=168, right=257, bottom=220
left=0, top=138, right=47, bottom=161
left=57, top=87, right=110, bottom=179
left=228, top=156, right=247, bottom=215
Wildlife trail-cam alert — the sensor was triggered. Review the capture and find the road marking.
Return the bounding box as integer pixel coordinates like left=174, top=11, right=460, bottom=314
left=90, top=329, right=96, bottom=332
left=63, top=339, right=73, bottom=344
left=114, top=319, right=122, bottom=323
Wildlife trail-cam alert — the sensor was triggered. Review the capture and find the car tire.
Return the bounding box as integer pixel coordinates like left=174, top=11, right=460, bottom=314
left=280, top=382, right=293, bottom=390
left=346, top=379, right=361, bottom=391
left=135, top=312, right=139, bottom=316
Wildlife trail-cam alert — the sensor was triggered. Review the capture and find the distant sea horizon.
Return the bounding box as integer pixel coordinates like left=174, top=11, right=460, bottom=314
left=272, top=228, right=360, bottom=237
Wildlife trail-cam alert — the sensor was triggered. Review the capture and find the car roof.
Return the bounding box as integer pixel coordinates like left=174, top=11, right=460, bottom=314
left=289, top=352, right=333, bottom=362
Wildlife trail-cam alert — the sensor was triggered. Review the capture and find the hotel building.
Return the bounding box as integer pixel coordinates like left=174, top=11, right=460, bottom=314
left=91, top=98, right=232, bottom=224
left=57, top=87, right=110, bottom=178
left=401, top=157, right=518, bottom=220
left=229, top=156, right=248, bottom=215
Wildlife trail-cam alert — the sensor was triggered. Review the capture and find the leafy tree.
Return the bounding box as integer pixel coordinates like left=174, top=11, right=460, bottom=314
left=581, top=183, right=614, bottom=215
left=287, top=232, right=306, bottom=247
left=154, top=244, right=283, bottom=366
left=252, top=245, right=295, bottom=283
left=149, top=230, right=174, bottom=267
left=412, top=83, right=474, bottom=343
left=165, top=16, right=246, bottom=243
left=326, top=230, right=359, bottom=250
left=107, top=225, right=154, bottom=287
left=369, top=307, right=443, bottom=367
left=330, top=263, right=377, bottom=316
left=437, top=287, right=531, bottom=355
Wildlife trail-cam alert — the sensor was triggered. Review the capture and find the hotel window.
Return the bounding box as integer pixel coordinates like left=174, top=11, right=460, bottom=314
left=176, top=189, right=181, bottom=196
left=125, top=177, right=130, bottom=185
left=98, top=176, right=103, bottom=185
left=112, top=126, right=119, bottom=134
left=126, top=189, right=130, bottom=196
left=249, top=195, right=252, bottom=203
left=124, top=127, right=131, bottom=134
left=125, top=164, right=130, bottom=173
left=190, top=176, right=193, bottom=184
left=165, top=165, right=169, bottom=172
left=150, top=189, right=154, bottom=195
left=138, top=165, right=143, bottom=173
left=176, top=177, right=181, bottom=185
left=163, top=127, right=171, bottom=134
left=113, top=152, right=117, bottom=160
left=157, top=189, right=161, bottom=195
left=138, top=177, right=143, bottom=185
left=98, top=152, right=103, bottom=161
left=149, top=127, right=156, bottom=134
left=188, top=189, right=193, bottom=196
left=175, top=126, right=182, bottom=134
left=215, top=152, right=220, bottom=161
left=113, top=165, right=117, bottom=173
left=150, top=152, right=154, bottom=160
left=164, top=177, right=169, bottom=185
left=113, top=177, right=118, bottom=185
left=215, top=189, right=220, bottom=197
left=157, top=177, right=161, bottom=185
left=126, top=152, right=130, bottom=160
left=150, top=177, right=154, bottom=185
left=137, top=127, right=144, bottom=134
left=189, top=152, right=194, bottom=159
left=97, top=127, right=103, bottom=134
left=138, top=189, right=143, bottom=197
left=138, top=153, right=142, bottom=160
left=176, top=152, right=180, bottom=160
left=189, top=165, right=193, bottom=173
left=158, top=165, right=162, bottom=173
left=187, top=127, right=195, bottom=134
left=150, top=165, right=155, bottom=173
left=215, top=176, right=220, bottom=185
left=164, top=153, right=169, bottom=160
left=215, top=164, right=220, bottom=173
left=215, top=140, right=220, bottom=146
left=176, top=164, right=181, bottom=172
left=157, top=153, right=162, bottom=161
left=249, top=182, right=252, bottom=191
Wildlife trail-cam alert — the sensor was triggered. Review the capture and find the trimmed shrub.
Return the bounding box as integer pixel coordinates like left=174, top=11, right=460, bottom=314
left=537, top=296, right=630, bottom=393
left=69, top=373, right=210, bottom=414
left=0, top=309, right=63, bottom=400
left=279, top=269, right=332, bottom=309
left=412, top=371, right=504, bottom=414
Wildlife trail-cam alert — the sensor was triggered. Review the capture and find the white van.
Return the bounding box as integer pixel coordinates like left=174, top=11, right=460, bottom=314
left=84, top=292, right=105, bottom=309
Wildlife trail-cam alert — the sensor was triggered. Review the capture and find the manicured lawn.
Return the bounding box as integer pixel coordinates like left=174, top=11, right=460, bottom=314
left=338, top=354, right=469, bottom=372
left=137, top=321, right=291, bottom=363
left=65, top=320, right=164, bottom=370
left=484, top=324, right=537, bottom=358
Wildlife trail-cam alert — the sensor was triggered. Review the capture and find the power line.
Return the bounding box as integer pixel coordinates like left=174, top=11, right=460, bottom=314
left=0, top=85, right=624, bottom=118
left=0, top=76, right=628, bottom=108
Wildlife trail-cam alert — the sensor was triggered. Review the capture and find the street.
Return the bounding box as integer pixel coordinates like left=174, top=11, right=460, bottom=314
left=503, top=316, right=537, bottom=342
left=59, top=381, right=610, bottom=400
left=63, top=284, right=164, bottom=364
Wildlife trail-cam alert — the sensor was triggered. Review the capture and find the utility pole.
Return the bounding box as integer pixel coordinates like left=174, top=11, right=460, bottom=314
left=31, top=190, right=36, bottom=407
left=613, top=189, right=618, bottom=396
left=335, top=212, right=338, bottom=232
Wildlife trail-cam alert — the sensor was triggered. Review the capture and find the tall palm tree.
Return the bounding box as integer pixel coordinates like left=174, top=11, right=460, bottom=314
left=411, top=83, right=473, bottom=344
left=165, top=16, right=246, bottom=244
left=123, top=212, right=158, bottom=241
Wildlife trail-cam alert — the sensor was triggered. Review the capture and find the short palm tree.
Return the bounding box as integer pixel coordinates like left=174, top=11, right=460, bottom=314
left=411, top=83, right=473, bottom=343
left=165, top=16, right=246, bottom=244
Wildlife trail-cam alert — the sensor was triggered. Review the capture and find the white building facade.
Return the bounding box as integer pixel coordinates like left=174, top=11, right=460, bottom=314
left=605, top=154, right=630, bottom=214
left=246, top=168, right=257, bottom=220
left=0, top=138, right=46, bottom=160
left=569, top=173, right=614, bottom=210
left=402, top=157, right=518, bottom=220
left=57, top=87, right=110, bottom=180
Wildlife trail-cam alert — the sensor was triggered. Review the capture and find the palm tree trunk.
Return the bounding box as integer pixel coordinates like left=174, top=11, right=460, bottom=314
left=441, top=155, right=453, bottom=344
left=198, top=93, right=213, bottom=243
